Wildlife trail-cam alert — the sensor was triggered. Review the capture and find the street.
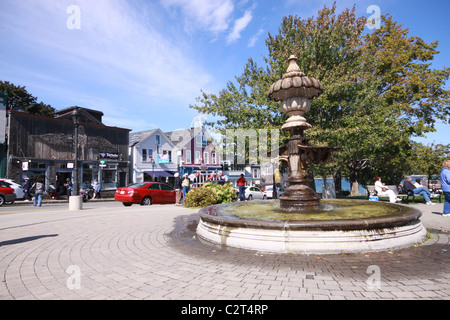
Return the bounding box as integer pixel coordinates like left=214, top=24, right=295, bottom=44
left=0, top=200, right=449, bottom=300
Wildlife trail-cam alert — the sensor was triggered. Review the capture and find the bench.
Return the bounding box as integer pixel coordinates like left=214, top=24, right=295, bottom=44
left=367, top=185, right=442, bottom=203
left=366, top=185, right=411, bottom=203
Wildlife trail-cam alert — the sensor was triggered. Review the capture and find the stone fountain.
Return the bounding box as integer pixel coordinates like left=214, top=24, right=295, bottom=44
left=196, top=55, right=427, bottom=254
left=267, top=55, right=340, bottom=211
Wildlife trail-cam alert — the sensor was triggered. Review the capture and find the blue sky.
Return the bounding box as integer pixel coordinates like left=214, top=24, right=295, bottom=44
left=0, top=0, right=449, bottom=145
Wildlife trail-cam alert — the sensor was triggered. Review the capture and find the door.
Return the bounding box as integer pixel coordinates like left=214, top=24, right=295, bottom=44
left=160, top=183, right=176, bottom=203
left=148, top=183, right=163, bottom=204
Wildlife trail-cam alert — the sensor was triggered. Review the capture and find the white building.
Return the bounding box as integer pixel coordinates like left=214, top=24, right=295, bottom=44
left=129, top=129, right=179, bottom=184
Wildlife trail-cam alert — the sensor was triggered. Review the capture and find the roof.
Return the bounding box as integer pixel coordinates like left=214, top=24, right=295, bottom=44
left=129, top=129, right=176, bottom=149
left=129, top=129, right=158, bottom=147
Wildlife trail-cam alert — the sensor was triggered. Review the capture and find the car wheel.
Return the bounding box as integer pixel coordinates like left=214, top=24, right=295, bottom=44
left=123, top=202, right=132, bottom=207
left=0, top=195, right=4, bottom=206
left=141, top=197, right=152, bottom=206
left=247, top=195, right=252, bottom=201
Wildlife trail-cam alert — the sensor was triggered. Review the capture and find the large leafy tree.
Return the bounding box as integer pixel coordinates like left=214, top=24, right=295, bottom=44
left=0, top=81, right=55, bottom=116
left=191, top=4, right=450, bottom=194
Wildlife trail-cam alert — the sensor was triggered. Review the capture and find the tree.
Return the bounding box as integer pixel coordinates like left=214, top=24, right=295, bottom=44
left=409, top=142, right=450, bottom=186
left=0, top=81, right=55, bottom=116
left=362, top=15, right=450, bottom=138
left=190, top=4, right=450, bottom=195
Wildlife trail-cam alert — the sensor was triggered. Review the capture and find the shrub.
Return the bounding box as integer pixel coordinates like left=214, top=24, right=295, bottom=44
left=204, top=182, right=237, bottom=204
left=184, top=186, right=218, bottom=208
left=184, top=183, right=237, bottom=208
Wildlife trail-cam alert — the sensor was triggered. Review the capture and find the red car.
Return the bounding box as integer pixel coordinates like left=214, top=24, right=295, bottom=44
left=115, top=182, right=176, bottom=206
left=0, top=180, right=17, bottom=206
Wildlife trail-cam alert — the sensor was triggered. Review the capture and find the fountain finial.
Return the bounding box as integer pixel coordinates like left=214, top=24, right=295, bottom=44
left=284, top=55, right=305, bottom=77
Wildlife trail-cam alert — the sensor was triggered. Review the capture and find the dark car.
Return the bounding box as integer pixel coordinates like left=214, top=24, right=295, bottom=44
left=0, top=180, right=17, bottom=206
left=115, top=182, right=176, bottom=206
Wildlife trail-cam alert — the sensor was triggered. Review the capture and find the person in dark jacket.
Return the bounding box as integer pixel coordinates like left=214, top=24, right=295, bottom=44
left=23, top=177, right=31, bottom=201
left=403, top=176, right=435, bottom=206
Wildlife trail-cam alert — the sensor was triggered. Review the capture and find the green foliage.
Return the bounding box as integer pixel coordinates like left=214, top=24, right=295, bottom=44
left=184, top=183, right=237, bottom=208
left=0, top=81, right=55, bottom=116
left=204, top=182, right=237, bottom=204
left=184, top=187, right=218, bottom=208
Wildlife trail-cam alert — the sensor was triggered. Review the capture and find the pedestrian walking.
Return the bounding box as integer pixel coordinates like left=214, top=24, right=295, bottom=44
left=32, top=178, right=44, bottom=207
left=237, top=174, right=246, bottom=201
left=181, top=173, right=191, bottom=204
left=65, top=178, right=73, bottom=197
left=23, top=177, right=31, bottom=201
left=174, top=173, right=182, bottom=205
left=440, top=159, right=450, bottom=217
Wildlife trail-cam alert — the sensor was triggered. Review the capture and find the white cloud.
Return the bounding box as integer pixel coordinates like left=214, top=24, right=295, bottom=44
left=227, top=9, right=253, bottom=44
left=0, top=0, right=213, bottom=112
left=248, top=28, right=264, bottom=47
left=161, top=0, right=235, bottom=33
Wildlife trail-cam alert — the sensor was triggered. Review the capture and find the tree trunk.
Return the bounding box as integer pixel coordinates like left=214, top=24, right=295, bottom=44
left=350, top=181, right=360, bottom=196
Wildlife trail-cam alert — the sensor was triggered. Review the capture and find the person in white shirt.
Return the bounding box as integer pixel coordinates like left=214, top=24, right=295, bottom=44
left=373, top=176, right=401, bottom=203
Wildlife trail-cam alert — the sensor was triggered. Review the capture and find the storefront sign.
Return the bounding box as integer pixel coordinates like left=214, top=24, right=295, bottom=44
left=99, top=152, right=119, bottom=159
left=158, top=154, right=170, bottom=164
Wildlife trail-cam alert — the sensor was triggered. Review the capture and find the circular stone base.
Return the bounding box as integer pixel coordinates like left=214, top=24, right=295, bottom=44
left=197, top=219, right=427, bottom=254
left=197, top=200, right=427, bottom=254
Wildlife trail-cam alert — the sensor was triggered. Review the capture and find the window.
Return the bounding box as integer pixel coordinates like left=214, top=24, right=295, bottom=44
left=160, top=184, right=174, bottom=191
left=195, top=151, right=201, bottom=164
left=211, top=151, right=216, bottom=164
left=186, top=150, right=191, bottom=164
left=196, top=134, right=207, bottom=147
left=156, top=135, right=160, bottom=145
left=142, top=149, right=147, bottom=162
left=203, top=152, right=209, bottom=164
left=148, top=149, right=153, bottom=161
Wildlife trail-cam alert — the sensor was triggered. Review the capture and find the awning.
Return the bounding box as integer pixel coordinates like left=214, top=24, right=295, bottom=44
left=144, top=171, right=175, bottom=178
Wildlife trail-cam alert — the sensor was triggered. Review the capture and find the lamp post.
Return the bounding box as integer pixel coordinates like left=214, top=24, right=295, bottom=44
left=69, top=107, right=82, bottom=210
left=150, top=158, right=155, bottom=181
left=71, top=108, right=80, bottom=195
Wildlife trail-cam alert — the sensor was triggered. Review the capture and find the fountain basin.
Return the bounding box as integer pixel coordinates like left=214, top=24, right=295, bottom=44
left=197, top=200, right=427, bottom=254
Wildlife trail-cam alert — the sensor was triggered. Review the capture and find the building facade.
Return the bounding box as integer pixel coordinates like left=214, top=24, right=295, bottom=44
left=129, top=129, right=178, bottom=184
left=5, top=107, right=130, bottom=197
left=165, top=126, right=222, bottom=186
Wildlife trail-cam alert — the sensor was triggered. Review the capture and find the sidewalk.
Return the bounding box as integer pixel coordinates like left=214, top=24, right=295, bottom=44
left=0, top=201, right=448, bottom=300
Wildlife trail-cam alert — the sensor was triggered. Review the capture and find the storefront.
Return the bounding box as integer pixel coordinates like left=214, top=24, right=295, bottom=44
left=6, top=107, right=130, bottom=197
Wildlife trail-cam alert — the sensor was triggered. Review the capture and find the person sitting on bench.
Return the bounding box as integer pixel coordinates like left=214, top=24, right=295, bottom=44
left=403, top=176, right=435, bottom=206
left=373, top=176, right=401, bottom=203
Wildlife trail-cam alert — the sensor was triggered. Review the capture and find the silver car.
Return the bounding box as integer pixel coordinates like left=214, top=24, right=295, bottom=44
left=236, top=186, right=266, bottom=201
left=1, top=179, right=25, bottom=200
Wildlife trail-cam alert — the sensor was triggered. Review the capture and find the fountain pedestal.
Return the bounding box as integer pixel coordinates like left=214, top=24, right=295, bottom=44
left=268, top=55, right=339, bottom=211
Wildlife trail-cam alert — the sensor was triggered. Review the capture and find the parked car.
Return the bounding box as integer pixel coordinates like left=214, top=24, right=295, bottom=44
left=0, top=179, right=25, bottom=200
left=115, top=182, right=176, bottom=206
left=261, top=185, right=285, bottom=199
left=236, top=186, right=266, bottom=201
left=0, top=181, right=17, bottom=206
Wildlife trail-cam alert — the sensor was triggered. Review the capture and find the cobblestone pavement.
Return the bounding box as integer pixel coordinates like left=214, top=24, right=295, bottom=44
left=0, top=201, right=449, bottom=300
